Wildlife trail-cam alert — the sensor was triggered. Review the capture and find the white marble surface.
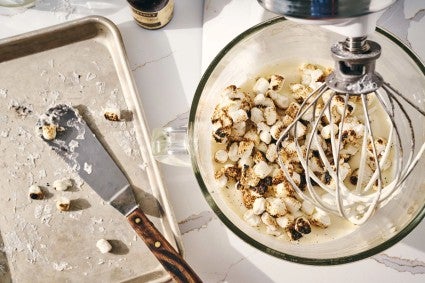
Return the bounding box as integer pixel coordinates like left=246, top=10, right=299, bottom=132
left=0, top=0, right=424, bottom=282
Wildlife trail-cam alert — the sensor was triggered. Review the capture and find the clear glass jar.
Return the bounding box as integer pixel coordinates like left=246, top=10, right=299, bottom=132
left=127, top=0, right=174, bottom=30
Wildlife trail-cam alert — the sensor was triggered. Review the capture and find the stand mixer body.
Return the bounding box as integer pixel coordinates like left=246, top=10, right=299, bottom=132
left=257, top=0, right=425, bottom=224
left=257, top=0, right=396, bottom=21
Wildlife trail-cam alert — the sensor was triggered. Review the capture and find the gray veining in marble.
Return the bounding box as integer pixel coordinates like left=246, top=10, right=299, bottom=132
left=373, top=253, right=425, bottom=274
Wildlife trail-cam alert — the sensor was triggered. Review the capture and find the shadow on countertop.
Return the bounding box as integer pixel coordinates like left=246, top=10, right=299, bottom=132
left=402, top=219, right=425, bottom=253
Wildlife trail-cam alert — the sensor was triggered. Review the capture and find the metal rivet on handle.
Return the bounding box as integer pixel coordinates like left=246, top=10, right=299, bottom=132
left=154, top=241, right=161, bottom=248
left=134, top=217, right=141, bottom=224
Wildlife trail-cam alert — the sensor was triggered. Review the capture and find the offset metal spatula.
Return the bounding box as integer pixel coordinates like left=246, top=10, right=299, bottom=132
left=37, top=104, right=202, bottom=283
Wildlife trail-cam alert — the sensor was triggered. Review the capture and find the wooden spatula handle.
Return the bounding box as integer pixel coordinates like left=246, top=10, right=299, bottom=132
left=128, top=208, right=202, bottom=283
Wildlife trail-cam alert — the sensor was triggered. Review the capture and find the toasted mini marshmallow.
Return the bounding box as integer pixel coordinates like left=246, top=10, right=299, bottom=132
left=250, top=107, right=264, bottom=124
left=267, top=90, right=289, bottom=109
left=244, top=129, right=260, bottom=144
left=42, top=124, right=58, bottom=140
left=283, top=196, right=301, bottom=214
left=305, top=132, right=326, bottom=151
left=269, top=74, right=285, bottom=91
left=96, top=239, right=112, bottom=254
left=270, top=120, right=284, bottom=140
left=252, top=149, right=267, bottom=164
left=290, top=172, right=302, bottom=187
left=253, top=161, right=272, bottom=179
left=290, top=83, right=311, bottom=102
left=238, top=156, right=254, bottom=169
left=229, top=109, right=248, bottom=124
left=272, top=168, right=286, bottom=185
left=321, top=123, right=338, bottom=140
left=223, top=164, right=241, bottom=180
left=256, top=122, right=270, bottom=134
left=266, top=197, right=287, bottom=217
left=104, top=108, right=121, bottom=121
left=276, top=214, right=295, bottom=230
left=253, top=77, right=270, bottom=94
left=281, top=115, right=294, bottom=128
left=56, top=197, right=71, bottom=212
left=274, top=182, right=290, bottom=198
left=256, top=142, right=268, bottom=153
left=310, top=209, right=331, bottom=228
left=266, top=225, right=282, bottom=236
left=238, top=141, right=254, bottom=160
left=243, top=209, right=261, bottom=227
left=240, top=166, right=260, bottom=187
left=53, top=178, right=73, bottom=191
left=28, top=185, right=44, bottom=200
left=222, top=85, right=238, bottom=98
left=254, top=93, right=275, bottom=108
left=265, top=143, right=278, bottom=162
left=264, top=106, right=277, bottom=126
left=367, top=137, right=387, bottom=158
left=214, top=149, right=228, bottom=163
left=341, top=117, right=365, bottom=138
left=212, top=126, right=230, bottom=143
left=301, top=67, right=324, bottom=89
left=231, top=121, right=246, bottom=137
left=286, top=226, right=303, bottom=241
left=261, top=212, right=277, bottom=226
left=294, top=217, right=312, bottom=234
left=252, top=197, right=266, bottom=215
left=308, top=156, right=324, bottom=174
left=228, top=142, right=240, bottom=162
left=216, top=174, right=228, bottom=188
left=291, top=121, right=307, bottom=139
left=286, top=102, right=301, bottom=119
left=259, top=131, right=272, bottom=145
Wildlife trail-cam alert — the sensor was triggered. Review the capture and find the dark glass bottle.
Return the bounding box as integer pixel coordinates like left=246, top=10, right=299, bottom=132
left=127, top=0, right=174, bottom=30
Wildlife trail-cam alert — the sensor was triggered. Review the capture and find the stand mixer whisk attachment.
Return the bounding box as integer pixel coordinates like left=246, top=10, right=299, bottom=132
left=276, top=37, right=425, bottom=224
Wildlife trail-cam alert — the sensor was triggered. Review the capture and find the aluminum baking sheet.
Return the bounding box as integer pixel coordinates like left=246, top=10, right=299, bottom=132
left=0, top=16, right=182, bottom=283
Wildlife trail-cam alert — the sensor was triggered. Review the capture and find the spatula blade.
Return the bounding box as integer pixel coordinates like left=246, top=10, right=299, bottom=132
left=37, top=104, right=138, bottom=216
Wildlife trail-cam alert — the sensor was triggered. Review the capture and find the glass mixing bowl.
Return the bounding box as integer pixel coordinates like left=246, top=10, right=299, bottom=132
left=180, top=17, right=424, bottom=264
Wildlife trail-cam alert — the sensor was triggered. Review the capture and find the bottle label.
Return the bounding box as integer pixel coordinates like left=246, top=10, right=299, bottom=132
left=131, top=0, right=174, bottom=29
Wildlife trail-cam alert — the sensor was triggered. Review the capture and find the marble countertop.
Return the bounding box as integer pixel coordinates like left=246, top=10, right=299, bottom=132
left=0, top=0, right=424, bottom=282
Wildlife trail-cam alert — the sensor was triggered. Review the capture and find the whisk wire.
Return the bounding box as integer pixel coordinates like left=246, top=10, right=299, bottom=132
left=384, top=86, right=424, bottom=185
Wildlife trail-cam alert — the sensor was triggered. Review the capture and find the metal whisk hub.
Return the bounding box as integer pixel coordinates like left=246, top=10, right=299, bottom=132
left=326, top=37, right=383, bottom=94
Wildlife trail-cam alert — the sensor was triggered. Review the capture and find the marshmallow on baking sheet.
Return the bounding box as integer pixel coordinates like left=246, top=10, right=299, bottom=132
left=96, top=239, right=112, bottom=254
left=53, top=178, right=73, bottom=191
left=28, top=185, right=44, bottom=200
